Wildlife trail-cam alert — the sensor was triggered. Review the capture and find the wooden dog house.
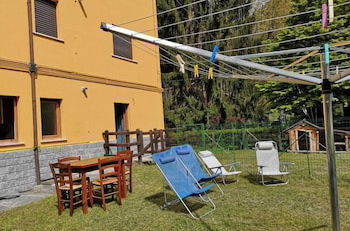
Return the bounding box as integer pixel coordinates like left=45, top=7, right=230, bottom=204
left=283, top=120, right=350, bottom=152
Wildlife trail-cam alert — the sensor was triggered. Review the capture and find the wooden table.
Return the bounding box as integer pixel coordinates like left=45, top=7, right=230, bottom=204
left=66, top=156, right=127, bottom=214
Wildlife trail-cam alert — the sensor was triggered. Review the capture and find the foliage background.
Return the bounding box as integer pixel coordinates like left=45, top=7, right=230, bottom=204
left=157, top=0, right=350, bottom=127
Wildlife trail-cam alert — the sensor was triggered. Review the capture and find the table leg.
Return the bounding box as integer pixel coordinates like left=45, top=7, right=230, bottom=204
left=81, top=172, right=88, bottom=214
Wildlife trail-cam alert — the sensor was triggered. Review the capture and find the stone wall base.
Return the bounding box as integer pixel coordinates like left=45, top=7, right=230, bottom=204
left=0, top=137, right=155, bottom=196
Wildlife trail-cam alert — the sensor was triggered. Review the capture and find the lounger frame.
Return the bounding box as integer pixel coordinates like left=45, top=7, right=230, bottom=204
left=155, top=158, right=216, bottom=219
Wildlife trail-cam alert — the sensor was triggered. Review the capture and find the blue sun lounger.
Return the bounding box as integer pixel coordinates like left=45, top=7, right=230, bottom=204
left=171, top=144, right=224, bottom=194
left=152, top=150, right=216, bottom=219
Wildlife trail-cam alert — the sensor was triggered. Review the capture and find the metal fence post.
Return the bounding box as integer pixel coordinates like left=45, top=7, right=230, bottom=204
left=231, top=123, right=235, bottom=150
left=306, top=153, right=311, bottom=175
left=200, top=123, right=206, bottom=148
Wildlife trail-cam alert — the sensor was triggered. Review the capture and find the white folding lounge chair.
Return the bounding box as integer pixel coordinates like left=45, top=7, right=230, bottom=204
left=255, top=141, right=293, bottom=186
left=198, top=150, right=241, bottom=184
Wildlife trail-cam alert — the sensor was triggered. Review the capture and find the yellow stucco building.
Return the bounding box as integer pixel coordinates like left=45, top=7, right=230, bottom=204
left=0, top=0, right=164, bottom=194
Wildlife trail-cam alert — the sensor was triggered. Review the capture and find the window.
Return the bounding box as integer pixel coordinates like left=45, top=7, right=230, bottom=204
left=113, top=33, right=133, bottom=60
left=0, top=96, right=17, bottom=142
left=41, top=99, right=61, bottom=138
left=35, top=0, right=58, bottom=38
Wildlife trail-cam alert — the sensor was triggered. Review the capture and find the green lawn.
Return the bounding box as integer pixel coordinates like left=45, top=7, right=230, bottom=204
left=1, top=150, right=350, bottom=231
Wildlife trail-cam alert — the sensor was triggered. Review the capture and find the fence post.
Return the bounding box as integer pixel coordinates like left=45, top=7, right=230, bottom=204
left=154, top=128, right=159, bottom=153
left=136, top=129, right=144, bottom=164
left=306, top=153, right=311, bottom=175
left=175, top=126, right=181, bottom=145
left=231, top=123, right=235, bottom=150
left=160, top=129, right=165, bottom=151
left=125, top=130, right=130, bottom=151
left=150, top=130, right=155, bottom=154
left=103, top=130, right=110, bottom=155
left=241, top=130, right=246, bottom=149
left=278, top=125, right=283, bottom=151
left=200, top=123, right=206, bottom=148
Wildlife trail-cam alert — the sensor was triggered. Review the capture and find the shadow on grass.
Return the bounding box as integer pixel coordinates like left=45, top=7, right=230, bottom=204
left=219, top=178, right=239, bottom=185
left=243, top=173, right=260, bottom=185
left=302, top=224, right=328, bottom=231
left=144, top=192, right=216, bottom=231
left=144, top=192, right=207, bottom=215
left=243, top=173, right=288, bottom=186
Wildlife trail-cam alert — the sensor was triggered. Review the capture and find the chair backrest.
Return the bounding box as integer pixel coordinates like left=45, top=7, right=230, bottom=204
left=57, top=156, right=81, bottom=177
left=152, top=150, right=199, bottom=199
left=98, top=156, right=121, bottom=180
left=171, top=144, right=208, bottom=181
left=198, top=150, right=222, bottom=169
left=50, top=162, right=74, bottom=189
left=58, top=156, right=81, bottom=163
left=255, top=141, right=280, bottom=173
left=116, top=150, right=133, bottom=167
left=198, top=150, right=222, bottom=168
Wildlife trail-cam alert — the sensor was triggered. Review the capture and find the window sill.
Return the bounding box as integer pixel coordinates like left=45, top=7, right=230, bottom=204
left=41, top=137, right=67, bottom=144
left=0, top=142, right=25, bottom=147
left=33, top=32, right=65, bottom=43
left=112, top=55, right=138, bottom=64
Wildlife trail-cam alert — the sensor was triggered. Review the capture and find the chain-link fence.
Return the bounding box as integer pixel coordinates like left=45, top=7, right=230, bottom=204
left=166, top=119, right=350, bottom=179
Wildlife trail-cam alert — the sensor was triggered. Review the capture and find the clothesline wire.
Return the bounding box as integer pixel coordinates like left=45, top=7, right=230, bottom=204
left=163, top=1, right=350, bottom=40
left=116, top=0, right=207, bottom=26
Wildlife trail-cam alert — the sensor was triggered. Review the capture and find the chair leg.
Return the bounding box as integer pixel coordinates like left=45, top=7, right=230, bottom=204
left=58, top=202, right=64, bottom=215
left=58, top=198, right=64, bottom=215
left=261, top=174, right=266, bottom=186
left=129, top=174, right=132, bottom=193
left=101, top=185, right=106, bottom=211
left=57, top=190, right=64, bottom=215
left=118, top=178, right=122, bottom=205
left=69, top=190, right=74, bottom=216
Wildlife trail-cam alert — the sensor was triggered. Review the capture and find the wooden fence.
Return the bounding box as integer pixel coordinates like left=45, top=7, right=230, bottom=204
left=102, top=128, right=177, bottom=163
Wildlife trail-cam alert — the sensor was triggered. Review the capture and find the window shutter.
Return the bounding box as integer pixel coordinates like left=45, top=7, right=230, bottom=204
left=113, top=33, right=132, bottom=60
left=35, top=0, right=58, bottom=38
left=0, top=98, right=3, bottom=124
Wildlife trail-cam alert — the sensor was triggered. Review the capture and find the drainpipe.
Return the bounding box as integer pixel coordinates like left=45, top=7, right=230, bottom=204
left=27, top=0, right=41, bottom=184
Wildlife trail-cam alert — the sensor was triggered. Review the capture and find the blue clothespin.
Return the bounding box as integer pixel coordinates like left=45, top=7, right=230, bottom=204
left=210, top=45, right=219, bottom=63
left=324, top=44, right=330, bottom=65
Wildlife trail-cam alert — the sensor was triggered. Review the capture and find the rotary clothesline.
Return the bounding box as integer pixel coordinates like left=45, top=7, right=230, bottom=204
left=115, top=29, right=350, bottom=82
left=109, top=0, right=350, bottom=70
left=113, top=24, right=350, bottom=82
left=102, top=23, right=324, bottom=83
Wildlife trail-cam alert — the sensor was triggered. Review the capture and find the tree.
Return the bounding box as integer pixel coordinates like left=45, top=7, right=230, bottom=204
left=157, top=0, right=273, bottom=127
left=256, top=0, right=350, bottom=122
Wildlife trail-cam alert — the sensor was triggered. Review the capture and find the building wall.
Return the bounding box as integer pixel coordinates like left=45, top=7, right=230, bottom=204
left=32, top=0, right=161, bottom=87
left=0, top=0, right=164, bottom=194
left=36, top=74, right=164, bottom=148
left=0, top=0, right=163, bottom=152
left=0, top=69, right=34, bottom=152
left=0, top=0, right=29, bottom=63
left=288, top=130, right=296, bottom=151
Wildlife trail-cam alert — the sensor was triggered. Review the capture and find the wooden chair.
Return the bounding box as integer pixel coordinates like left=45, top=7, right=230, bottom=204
left=116, top=150, right=133, bottom=193
left=90, top=156, right=122, bottom=210
left=50, top=162, right=91, bottom=216
left=58, top=156, right=84, bottom=183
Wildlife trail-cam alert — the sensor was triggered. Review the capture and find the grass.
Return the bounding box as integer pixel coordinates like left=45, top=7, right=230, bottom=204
left=1, top=150, right=350, bottom=230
